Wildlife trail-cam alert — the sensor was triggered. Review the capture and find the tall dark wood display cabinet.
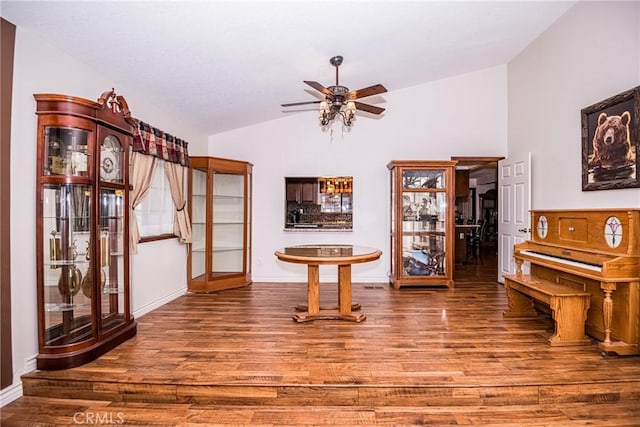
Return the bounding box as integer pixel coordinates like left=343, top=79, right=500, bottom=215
left=188, top=156, right=253, bottom=292
left=388, top=160, right=457, bottom=289
left=34, top=90, right=137, bottom=370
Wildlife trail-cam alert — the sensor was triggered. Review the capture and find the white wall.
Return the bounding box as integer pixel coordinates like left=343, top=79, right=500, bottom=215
left=209, top=66, right=509, bottom=283
left=4, top=25, right=207, bottom=401
left=508, top=1, right=640, bottom=209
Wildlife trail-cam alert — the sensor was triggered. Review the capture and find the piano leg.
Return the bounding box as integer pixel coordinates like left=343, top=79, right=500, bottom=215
left=600, top=284, right=615, bottom=345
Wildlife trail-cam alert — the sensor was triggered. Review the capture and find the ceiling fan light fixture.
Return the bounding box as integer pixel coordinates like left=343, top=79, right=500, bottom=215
left=319, top=101, right=330, bottom=126
left=343, top=101, right=356, bottom=127
left=282, top=56, right=387, bottom=131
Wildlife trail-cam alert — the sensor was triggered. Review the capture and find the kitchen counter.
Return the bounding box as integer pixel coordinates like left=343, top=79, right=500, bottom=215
left=284, top=223, right=352, bottom=231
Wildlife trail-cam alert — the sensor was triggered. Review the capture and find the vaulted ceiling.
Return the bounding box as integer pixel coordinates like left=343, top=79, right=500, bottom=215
left=2, top=1, right=576, bottom=135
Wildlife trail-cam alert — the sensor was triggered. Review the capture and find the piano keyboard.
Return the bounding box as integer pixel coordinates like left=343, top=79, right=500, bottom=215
left=520, top=250, right=603, bottom=272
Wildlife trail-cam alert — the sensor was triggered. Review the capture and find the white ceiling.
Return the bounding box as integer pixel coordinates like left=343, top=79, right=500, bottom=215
left=2, top=1, right=576, bottom=136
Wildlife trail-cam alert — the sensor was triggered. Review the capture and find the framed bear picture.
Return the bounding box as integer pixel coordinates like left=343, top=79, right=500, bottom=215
left=581, top=86, right=639, bottom=191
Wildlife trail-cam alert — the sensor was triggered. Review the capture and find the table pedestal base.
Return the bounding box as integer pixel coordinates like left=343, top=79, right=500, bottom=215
left=292, top=264, right=365, bottom=323
left=274, top=246, right=382, bottom=324
left=293, top=311, right=366, bottom=323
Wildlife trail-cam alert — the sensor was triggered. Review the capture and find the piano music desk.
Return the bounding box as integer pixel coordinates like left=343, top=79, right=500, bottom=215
left=504, top=274, right=592, bottom=346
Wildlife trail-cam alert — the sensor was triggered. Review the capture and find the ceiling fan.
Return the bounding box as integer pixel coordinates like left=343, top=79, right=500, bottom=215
left=281, top=56, right=387, bottom=126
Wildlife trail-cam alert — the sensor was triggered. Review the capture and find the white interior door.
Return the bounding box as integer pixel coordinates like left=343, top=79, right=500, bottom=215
left=497, top=153, right=531, bottom=283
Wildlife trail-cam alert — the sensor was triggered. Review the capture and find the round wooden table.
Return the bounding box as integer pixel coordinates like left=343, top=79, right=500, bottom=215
left=274, top=244, right=382, bottom=322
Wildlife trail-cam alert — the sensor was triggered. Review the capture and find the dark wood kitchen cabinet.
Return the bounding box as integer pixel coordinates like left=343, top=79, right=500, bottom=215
left=286, top=179, right=318, bottom=204
left=455, top=169, right=469, bottom=198
left=301, top=182, right=317, bottom=203
left=286, top=183, right=301, bottom=202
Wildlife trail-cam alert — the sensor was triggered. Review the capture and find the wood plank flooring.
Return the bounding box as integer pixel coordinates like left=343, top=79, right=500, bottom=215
left=3, top=251, right=640, bottom=425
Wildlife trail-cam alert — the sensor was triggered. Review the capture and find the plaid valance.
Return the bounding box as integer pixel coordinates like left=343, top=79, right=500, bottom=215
left=131, top=119, right=190, bottom=166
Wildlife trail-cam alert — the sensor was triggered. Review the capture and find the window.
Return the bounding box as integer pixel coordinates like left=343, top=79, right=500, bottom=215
left=134, top=159, right=175, bottom=238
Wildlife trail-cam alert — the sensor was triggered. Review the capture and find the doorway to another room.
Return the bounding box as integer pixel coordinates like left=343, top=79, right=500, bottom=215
left=450, top=156, right=503, bottom=283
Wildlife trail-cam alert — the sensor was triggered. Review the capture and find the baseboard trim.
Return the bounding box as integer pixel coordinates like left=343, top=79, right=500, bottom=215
left=253, top=276, right=390, bottom=283
left=134, top=287, right=187, bottom=319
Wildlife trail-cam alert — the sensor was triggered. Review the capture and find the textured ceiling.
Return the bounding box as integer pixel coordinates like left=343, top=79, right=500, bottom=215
left=2, top=1, right=576, bottom=135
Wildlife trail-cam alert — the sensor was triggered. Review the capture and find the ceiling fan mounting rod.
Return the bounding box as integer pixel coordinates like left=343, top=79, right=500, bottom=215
left=330, top=55, right=343, bottom=86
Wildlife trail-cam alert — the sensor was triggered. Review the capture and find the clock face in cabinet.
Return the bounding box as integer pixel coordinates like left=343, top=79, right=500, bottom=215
left=537, top=215, right=548, bottom=239
left=100, top=135, right=121, bottom=182
left=604, top=216, right=623, bottom=248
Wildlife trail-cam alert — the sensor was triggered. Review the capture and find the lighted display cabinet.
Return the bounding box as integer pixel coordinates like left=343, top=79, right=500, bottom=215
left=188, top=156, right=253, bottom=292
left=34, top=90, right=137, bottom=370
left=387, top=160, right=457, bottom=289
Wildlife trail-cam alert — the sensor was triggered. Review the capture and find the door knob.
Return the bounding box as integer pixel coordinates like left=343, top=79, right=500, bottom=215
left=518, top=228, right=531, bottom=233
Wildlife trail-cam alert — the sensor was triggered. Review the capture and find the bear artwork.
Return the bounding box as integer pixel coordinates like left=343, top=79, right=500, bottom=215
left=588, top=111, right=635, bottom=182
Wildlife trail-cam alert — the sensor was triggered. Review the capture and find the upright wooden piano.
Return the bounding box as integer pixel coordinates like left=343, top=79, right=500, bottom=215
left=513, top=209, right=639, bottom=355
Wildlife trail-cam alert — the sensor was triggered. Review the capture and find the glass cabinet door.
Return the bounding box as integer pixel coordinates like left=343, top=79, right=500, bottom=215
left=99, top=188, right=127, bottom=335
left=211, top=172, right=245, bottom=278
left=44, top=127, right=90, bottom=177
left=42, top=183, right=93, bottom=346
left=401, top=169, right=448, bottom=278
left=389, top=166, right=397, bottom=279
left=190, top=167, right=207, bottom=283
left=245, top=174, right=252, bottom=277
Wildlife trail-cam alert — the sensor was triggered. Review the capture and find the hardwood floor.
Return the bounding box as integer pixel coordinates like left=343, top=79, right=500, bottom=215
left=3, top=250, right=640, bottom=425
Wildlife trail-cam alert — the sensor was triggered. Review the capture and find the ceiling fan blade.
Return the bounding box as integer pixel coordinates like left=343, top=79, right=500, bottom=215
left=304, top=81, right=333, bottom=98
left=354, top=101, right=385, bottom=115
left=347, top=84, right=387, bottom=100
left=281, top=101, right=322, bottom=107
